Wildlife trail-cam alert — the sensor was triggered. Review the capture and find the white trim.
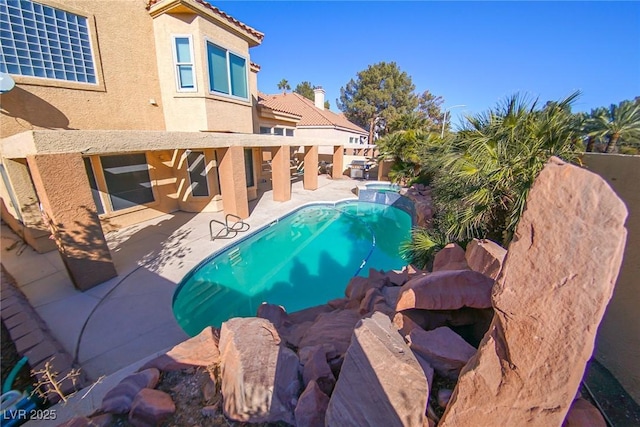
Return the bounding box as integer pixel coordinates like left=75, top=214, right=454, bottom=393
left=204, top=36, right=250, bottom=102
left=171, top=34, right=197, bottom=93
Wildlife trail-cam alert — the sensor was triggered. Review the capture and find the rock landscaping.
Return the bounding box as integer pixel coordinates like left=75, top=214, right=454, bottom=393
left=64, top=158, right=621, bottom=426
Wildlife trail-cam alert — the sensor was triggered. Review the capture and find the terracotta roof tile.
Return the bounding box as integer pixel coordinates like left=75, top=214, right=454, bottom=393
left=148, top=0, right=264, bottom=42
left=258, top=92, right=367, bottom=134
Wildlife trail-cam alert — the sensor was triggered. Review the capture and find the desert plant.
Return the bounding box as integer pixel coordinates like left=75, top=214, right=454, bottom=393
left=402, top=92, right=585, bottom=269
left=587, top=100, right=640, bottom=153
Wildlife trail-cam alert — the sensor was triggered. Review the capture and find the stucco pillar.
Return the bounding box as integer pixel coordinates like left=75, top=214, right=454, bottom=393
left=272, top=145, right=291, bottom=202
left=332, top=145, right=344, bottom=179
left=26, top=153, right=117, bottom=290
left=303, top=146, right=318, bottom=190
left=216, top=146, right=249, bottom=219
left=2, top=159, right=56, bottom=253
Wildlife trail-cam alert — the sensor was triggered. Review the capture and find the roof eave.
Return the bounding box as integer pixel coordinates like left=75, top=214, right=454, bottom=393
left=149, top=0, right=264, bottom=47
left=258, top=106, right=302, bottom=123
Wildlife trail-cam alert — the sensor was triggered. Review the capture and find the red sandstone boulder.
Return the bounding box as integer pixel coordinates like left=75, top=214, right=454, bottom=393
left=358, top=288, right=386, bottom=315
left=382, top=286, right=402, bottom=307
left=408, top=327, right=476, bottom=379
left=393, top=312, right=423, bottom=336
left=219, top=317, right=300, bottom=425
left=128, top=388, right=175, bottom=427
left=299, top=344, right=336, bottom=396
left=562, top=398, right=606, bottom=427
left=325, top=312, right=428, bottom=427
left=432, top=243, right=469, bottom=272
left=382, top=269, right=410, bottom=286
left=288, top=304, right=333, bottom=324
left=345, top=272, right=388, bottom=302
left=440, top=158, right=628, bottom=427
left=396, top=270, right=494, bottom=311
left=257, top=303, right=289, bottom=328
left=141, top=326, right=219, bottom=371
left=101, top=368, right=160, bottom=414
left=298, top=309, right=361, bottom=359
left=465, top=238, right=507, bottom=279
left=295, top=380, right=330, bottom=427
left=413, top=353, right=434, bottom=393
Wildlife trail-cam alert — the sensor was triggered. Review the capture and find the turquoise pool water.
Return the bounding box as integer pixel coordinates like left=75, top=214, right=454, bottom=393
left=364, top=182, right=401, bottom=192
left=173, top=201, right=411, bottom=336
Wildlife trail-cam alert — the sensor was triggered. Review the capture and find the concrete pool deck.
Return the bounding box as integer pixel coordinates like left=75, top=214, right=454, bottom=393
left=1, top=175, right=360, bottom=381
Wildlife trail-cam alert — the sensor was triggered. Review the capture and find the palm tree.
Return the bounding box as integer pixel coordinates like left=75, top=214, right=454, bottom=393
left=582, top=107, right=608, bottom=152
left=413, top=92, right=582, bottom=247
left=277, top=79, right=291, bottom=93
left=588, top=101, right=640, bottom=153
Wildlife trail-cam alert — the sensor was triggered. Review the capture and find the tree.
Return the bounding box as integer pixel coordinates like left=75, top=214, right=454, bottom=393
left=277, top=79, right=291, bottom=93
left=294, top=81, right=314, bottom=99
left=587, top=100, right=640, bottom=153
left=405, top=92, right=585, bottom=267
left=293, top=81, right=315, bottom=101
left=294, top=81, right=331, bottom=109
left=337, top=62, right=418, bottom=142
left=417, top=90, right=445, bottom=133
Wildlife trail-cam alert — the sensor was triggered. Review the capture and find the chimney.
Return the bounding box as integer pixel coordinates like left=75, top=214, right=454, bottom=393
left=314, top=87, right=325, bottom=110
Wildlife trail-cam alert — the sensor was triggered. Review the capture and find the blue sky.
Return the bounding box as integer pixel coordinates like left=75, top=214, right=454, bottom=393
left=215, top=1, right=640, bottom=122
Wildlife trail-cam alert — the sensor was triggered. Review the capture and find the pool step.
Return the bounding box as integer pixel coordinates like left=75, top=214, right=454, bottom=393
left=228, top=247, right=243, bottom=266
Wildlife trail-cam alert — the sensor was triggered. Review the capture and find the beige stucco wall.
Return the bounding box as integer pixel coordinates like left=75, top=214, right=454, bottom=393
left=151, top=11, right=254, bottom=132
left=296, top=127, right=366, bottom=148
left=584, top=153, right=640, bottom=403
left=0, top=0, right=165, bottom=137
left=27, top=153, right=117, bottom=289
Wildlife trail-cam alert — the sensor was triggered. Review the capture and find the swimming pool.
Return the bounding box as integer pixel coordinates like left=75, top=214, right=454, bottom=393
left=364, top=182, right=401, bottom=192
left=172, top=200, right=411, bottom=336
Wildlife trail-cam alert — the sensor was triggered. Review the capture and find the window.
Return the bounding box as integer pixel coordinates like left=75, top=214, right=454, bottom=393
left=0, top=0, right=96, bottom=83
left=273, top=127, right=284, bottom=136
left=100, top=154, right=154, bottom=211
left=186, top=150, right=209, bottom=197
left=285, top=129, right=294, bottom=137
left=83, top=158, right=104, bottom=214
left=172, top=36, right=195, bottom=91
left=206, top=41, right=247, bottom=99
left=244, top=149, right=254, bottom=187
left=259, top=126, right=271, bottom=135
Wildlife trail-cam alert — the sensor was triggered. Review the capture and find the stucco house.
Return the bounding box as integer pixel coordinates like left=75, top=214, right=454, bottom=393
left=0, top=0, right=347, bottom=290
left=257, top=88, right=377, bottom=162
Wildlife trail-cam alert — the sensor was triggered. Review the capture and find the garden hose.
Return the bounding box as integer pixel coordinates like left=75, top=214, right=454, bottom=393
left=1, top=357, right=28, bottom=394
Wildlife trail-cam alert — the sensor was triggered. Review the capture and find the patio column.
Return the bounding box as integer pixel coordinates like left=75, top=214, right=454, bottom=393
left=332, top=145, right=344, bottom=179
left=272, top=145, right=291, bottom=202
left=303, top=145, right=318, bottom=190
left=26, top=153, right=117, bottom=290
left=216, top=146, right=249, bottom=219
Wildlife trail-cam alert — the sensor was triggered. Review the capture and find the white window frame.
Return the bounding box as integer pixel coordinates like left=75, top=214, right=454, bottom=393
left=204, top=37, right=249, bottom=101
left=171, top=34, right=197, bottom=93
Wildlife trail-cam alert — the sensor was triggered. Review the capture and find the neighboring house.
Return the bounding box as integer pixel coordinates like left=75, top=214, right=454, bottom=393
left=0, top=0, right=345, bottom=290
left=257, top=88, right=377, bottom=164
